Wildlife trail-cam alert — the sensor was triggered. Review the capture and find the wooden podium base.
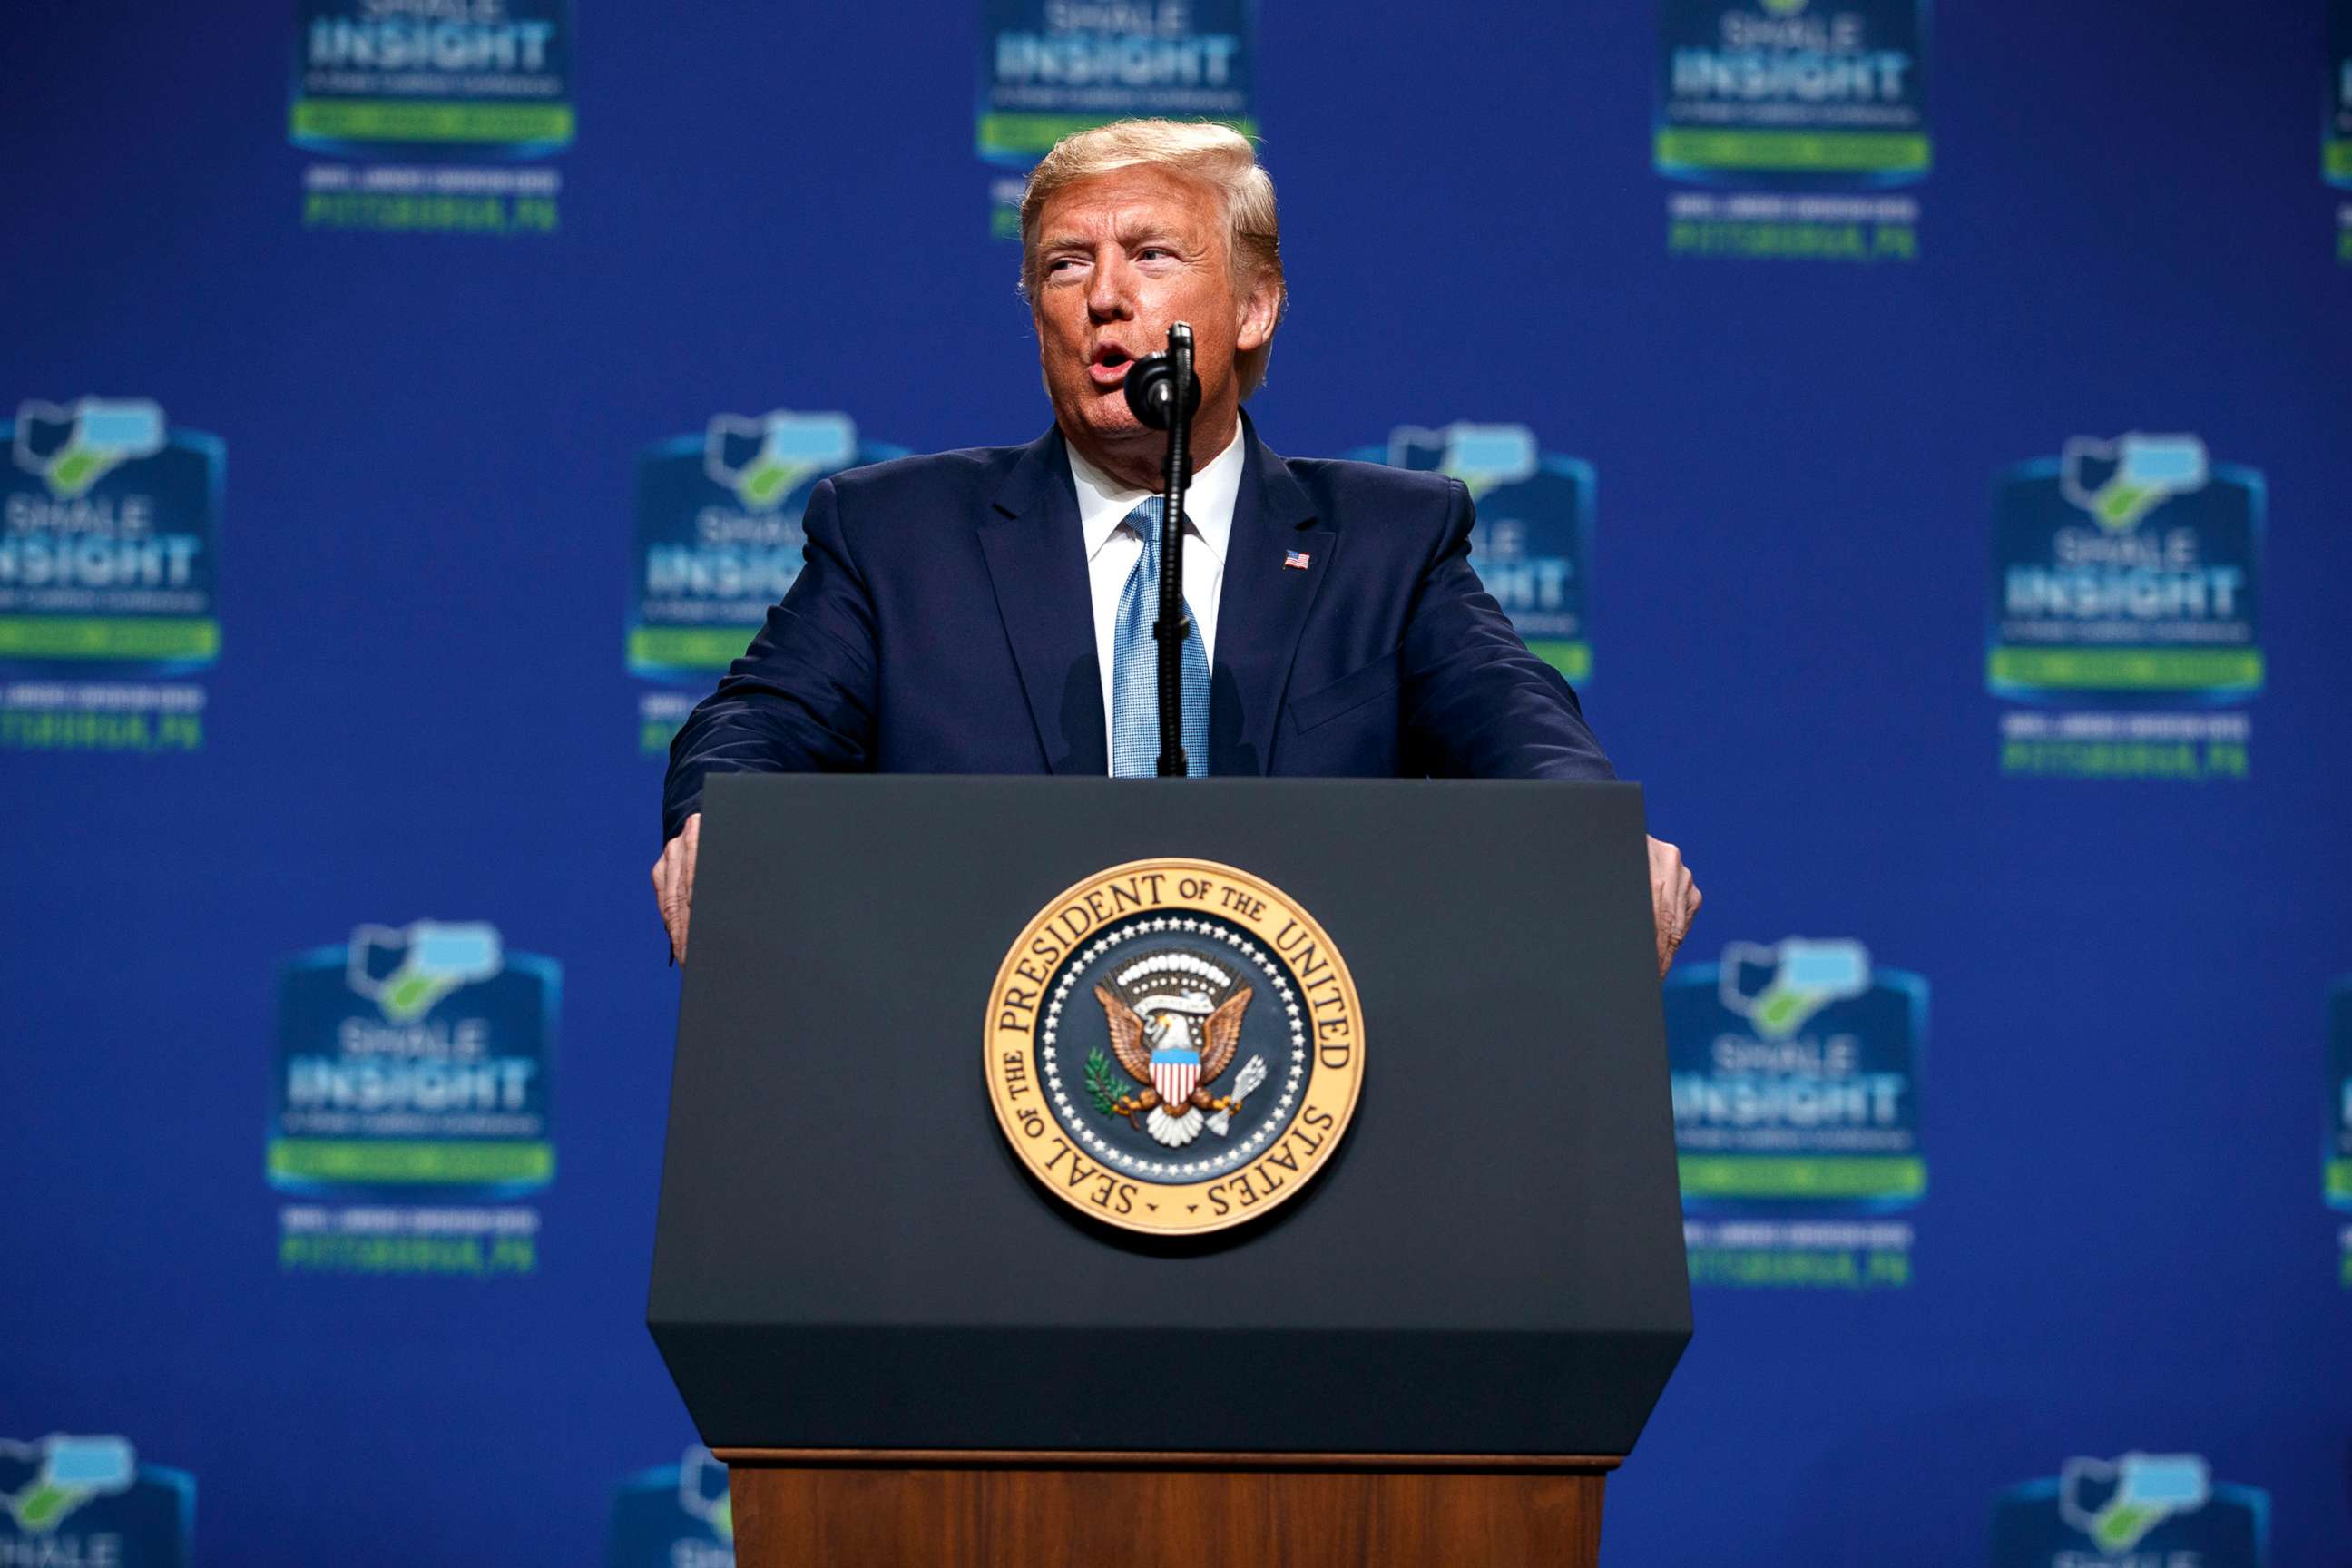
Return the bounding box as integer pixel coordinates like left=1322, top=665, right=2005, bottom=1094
left=715, top=1449, right=1616, bottom=1568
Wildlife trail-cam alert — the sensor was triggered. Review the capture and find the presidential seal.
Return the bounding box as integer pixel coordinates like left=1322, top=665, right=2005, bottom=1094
left=985, top=858, right=1364, bottom=1236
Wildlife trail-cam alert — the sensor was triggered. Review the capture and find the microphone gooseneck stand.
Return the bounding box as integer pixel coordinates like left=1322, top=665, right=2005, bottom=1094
left=1120, top=323, right=1204, bottom=777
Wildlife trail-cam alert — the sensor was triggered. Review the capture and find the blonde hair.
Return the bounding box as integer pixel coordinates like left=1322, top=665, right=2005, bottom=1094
left=1018, top=119, right=1287, bottom=397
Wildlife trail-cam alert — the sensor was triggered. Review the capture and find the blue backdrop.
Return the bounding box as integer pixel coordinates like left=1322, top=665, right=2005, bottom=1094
left=5, top=2, right=2349, bottom=1563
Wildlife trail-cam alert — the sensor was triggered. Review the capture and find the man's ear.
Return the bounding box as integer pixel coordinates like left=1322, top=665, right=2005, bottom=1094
left=1234, top=271, right=1280, bottom=354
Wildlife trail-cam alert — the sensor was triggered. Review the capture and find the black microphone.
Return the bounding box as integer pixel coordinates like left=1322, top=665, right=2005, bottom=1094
left=1122, top=324, right=1200, bottom=778
left=1122, top=344, right=1202, bottom=430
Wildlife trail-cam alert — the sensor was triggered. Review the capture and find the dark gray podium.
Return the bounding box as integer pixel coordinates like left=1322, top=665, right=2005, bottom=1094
left=649, top=775, right=1690, bottom=1567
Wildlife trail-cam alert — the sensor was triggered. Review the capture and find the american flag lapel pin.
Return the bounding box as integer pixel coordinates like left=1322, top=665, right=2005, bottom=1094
left=1283, top=549, right=1312, bottom=570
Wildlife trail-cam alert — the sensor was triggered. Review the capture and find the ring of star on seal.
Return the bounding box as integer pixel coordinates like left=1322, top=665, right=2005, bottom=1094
left=985, top=858, right=1365, bottom=1236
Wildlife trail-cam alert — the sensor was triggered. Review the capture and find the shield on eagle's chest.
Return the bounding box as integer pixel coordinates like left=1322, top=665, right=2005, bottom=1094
left=1151, top=1043, right=1200, bottom=1109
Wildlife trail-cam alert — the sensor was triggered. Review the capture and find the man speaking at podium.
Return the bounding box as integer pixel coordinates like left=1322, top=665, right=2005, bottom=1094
left=652, top=119, right=1699, bottom=971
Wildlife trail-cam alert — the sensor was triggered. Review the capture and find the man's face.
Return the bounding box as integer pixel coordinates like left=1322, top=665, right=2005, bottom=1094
left=1030, top=166, right=1276, bottom=475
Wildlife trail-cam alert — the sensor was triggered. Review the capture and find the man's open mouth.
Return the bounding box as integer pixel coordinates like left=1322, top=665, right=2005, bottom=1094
left=1088, top=344, right=1133, bottom=387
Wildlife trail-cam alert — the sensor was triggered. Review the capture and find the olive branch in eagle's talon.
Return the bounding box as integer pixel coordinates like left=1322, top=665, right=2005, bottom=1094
left=1087, top=1047, right=1157, bottom=1126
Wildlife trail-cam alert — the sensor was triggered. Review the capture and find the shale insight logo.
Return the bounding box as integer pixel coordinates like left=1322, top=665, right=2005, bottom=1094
left=0, top=1435, right=194, bottom=1566
left=1666, top=938, right=1926, bottom=1289
left=605, top=1446, right=734, bottom=1567
left=975, top=0, right=1258, bottom=237
left=1991, top=1453, right=2269, bottom=1566
left=1657, top=0, right=1931, bottom=260
left=270, top=920, right=559, bottom=1276
left=1, top=397, right=221, bottom=752
left=629, top=411, right=906, bottom=753
left=292, top=0, right=572, bottom=233
left=1353, top=424, right=1594, bottom=683
left=1989, top=434, right=2263, bottom=781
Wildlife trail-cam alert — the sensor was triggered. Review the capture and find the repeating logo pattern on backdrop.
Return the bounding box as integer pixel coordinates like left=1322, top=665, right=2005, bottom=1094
left=2329, top=978, right=2351, bottom=1288
left=605, top=1446, right=732, bottom=1568
left=1667, top=938, right=1926, bottom=1289
left=1988, top=434, right=2262, bottom=781
left=1991, top=1453, right=2269, bottom=1567
left=975, top=0, right=1258, bottom=238
left=629, top=411, right=906, bottom=753
left=0, top=1435, right=193, bottom=1566
left=1352, top=424, right=1594, bottom=682
left=1656, top=0, right=1930, bottom=260
left=291, top=0, right=573, bottom=234
left=270, top=920, right=559, bottom=1276
left=1, top=397, right=221, bottom=754
left=985, top=859, right=1363, bottom=1235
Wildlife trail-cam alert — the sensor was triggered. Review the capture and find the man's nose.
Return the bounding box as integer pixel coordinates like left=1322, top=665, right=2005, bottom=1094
left=1085, top=251, right=1133, bottom=321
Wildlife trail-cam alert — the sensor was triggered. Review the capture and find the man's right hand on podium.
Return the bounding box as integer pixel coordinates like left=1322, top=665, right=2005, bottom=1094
left=652, top=811, right=701, bottom=965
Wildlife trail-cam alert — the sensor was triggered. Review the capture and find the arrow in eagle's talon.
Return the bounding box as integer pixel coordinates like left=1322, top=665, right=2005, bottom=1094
left=1208, top=1055, right=1270, bottom=1138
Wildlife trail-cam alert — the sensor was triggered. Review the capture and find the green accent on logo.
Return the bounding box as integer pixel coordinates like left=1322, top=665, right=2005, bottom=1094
left=303, top=191, right=560, bottom=234
left=629, top=626, right=760, bottom=670
left=1686, top=1244, right=1910, bottom=1289
left=1669, top=217, right=1917, bottom=263
left=289, top=98, right=575, bottom=145
left=990, top=202, right=1024, bottom=241
left=737, top=459, right=796, bottom=508
left=279, top=1230, right=538, bottom=1276
left=268, top=1138, right=554, bottom=1184
left=2001, top=737, right=2248, bottom=781
left=2090, top=481, right=2162, bottom=530
left=1986, top=645, right=2263, bottom=691
left=2328, top=139, right=2352, bottom=182
left=1526, top=638, right=1592, bottom=683
left=979, top=113, right=1257, bottom=160
left=1679, top=1154, right=1926, bottom=1200
left=0, top=706, right=203, bottom=752
left=46, top=449, right=108, bottom=495
left=1749, top=985, right=1819, bottom=1039
left=378, top=969, right=460, bottom=1024
left=1655, top=128, right=1930, bottom=173
left=7, top=1482, right=82, bottom=1532
left=2092, top=1501, right=2169, bottom=1553
left=2328, top=1158, right=2352, bottom=1204
left=0, top=616, right=219, bottom=660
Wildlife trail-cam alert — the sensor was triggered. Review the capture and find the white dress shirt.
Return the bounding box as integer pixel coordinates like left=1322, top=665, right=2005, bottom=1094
left=1067, top=432, right=1244, bottom=768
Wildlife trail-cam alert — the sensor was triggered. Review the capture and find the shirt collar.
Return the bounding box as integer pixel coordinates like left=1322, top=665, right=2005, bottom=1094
left=1066, top=426, right=1244, bottom=569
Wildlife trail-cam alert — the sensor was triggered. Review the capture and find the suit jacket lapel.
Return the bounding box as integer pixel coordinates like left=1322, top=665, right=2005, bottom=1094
left=978, top=428, right=1108, bottom=776
left=1210, top=416, right=1333, bottom=776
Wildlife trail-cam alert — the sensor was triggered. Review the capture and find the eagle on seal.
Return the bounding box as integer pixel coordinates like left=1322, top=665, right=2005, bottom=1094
left=1094, top=978, right=1254, bottom=1149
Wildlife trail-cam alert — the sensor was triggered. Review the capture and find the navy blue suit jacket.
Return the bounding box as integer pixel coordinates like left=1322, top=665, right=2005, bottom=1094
left=662, top=416, right=1613, bottom=839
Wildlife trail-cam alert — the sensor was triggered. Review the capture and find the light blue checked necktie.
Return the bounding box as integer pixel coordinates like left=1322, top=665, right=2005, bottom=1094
left=1110, top=496, right=1209, bottom=778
